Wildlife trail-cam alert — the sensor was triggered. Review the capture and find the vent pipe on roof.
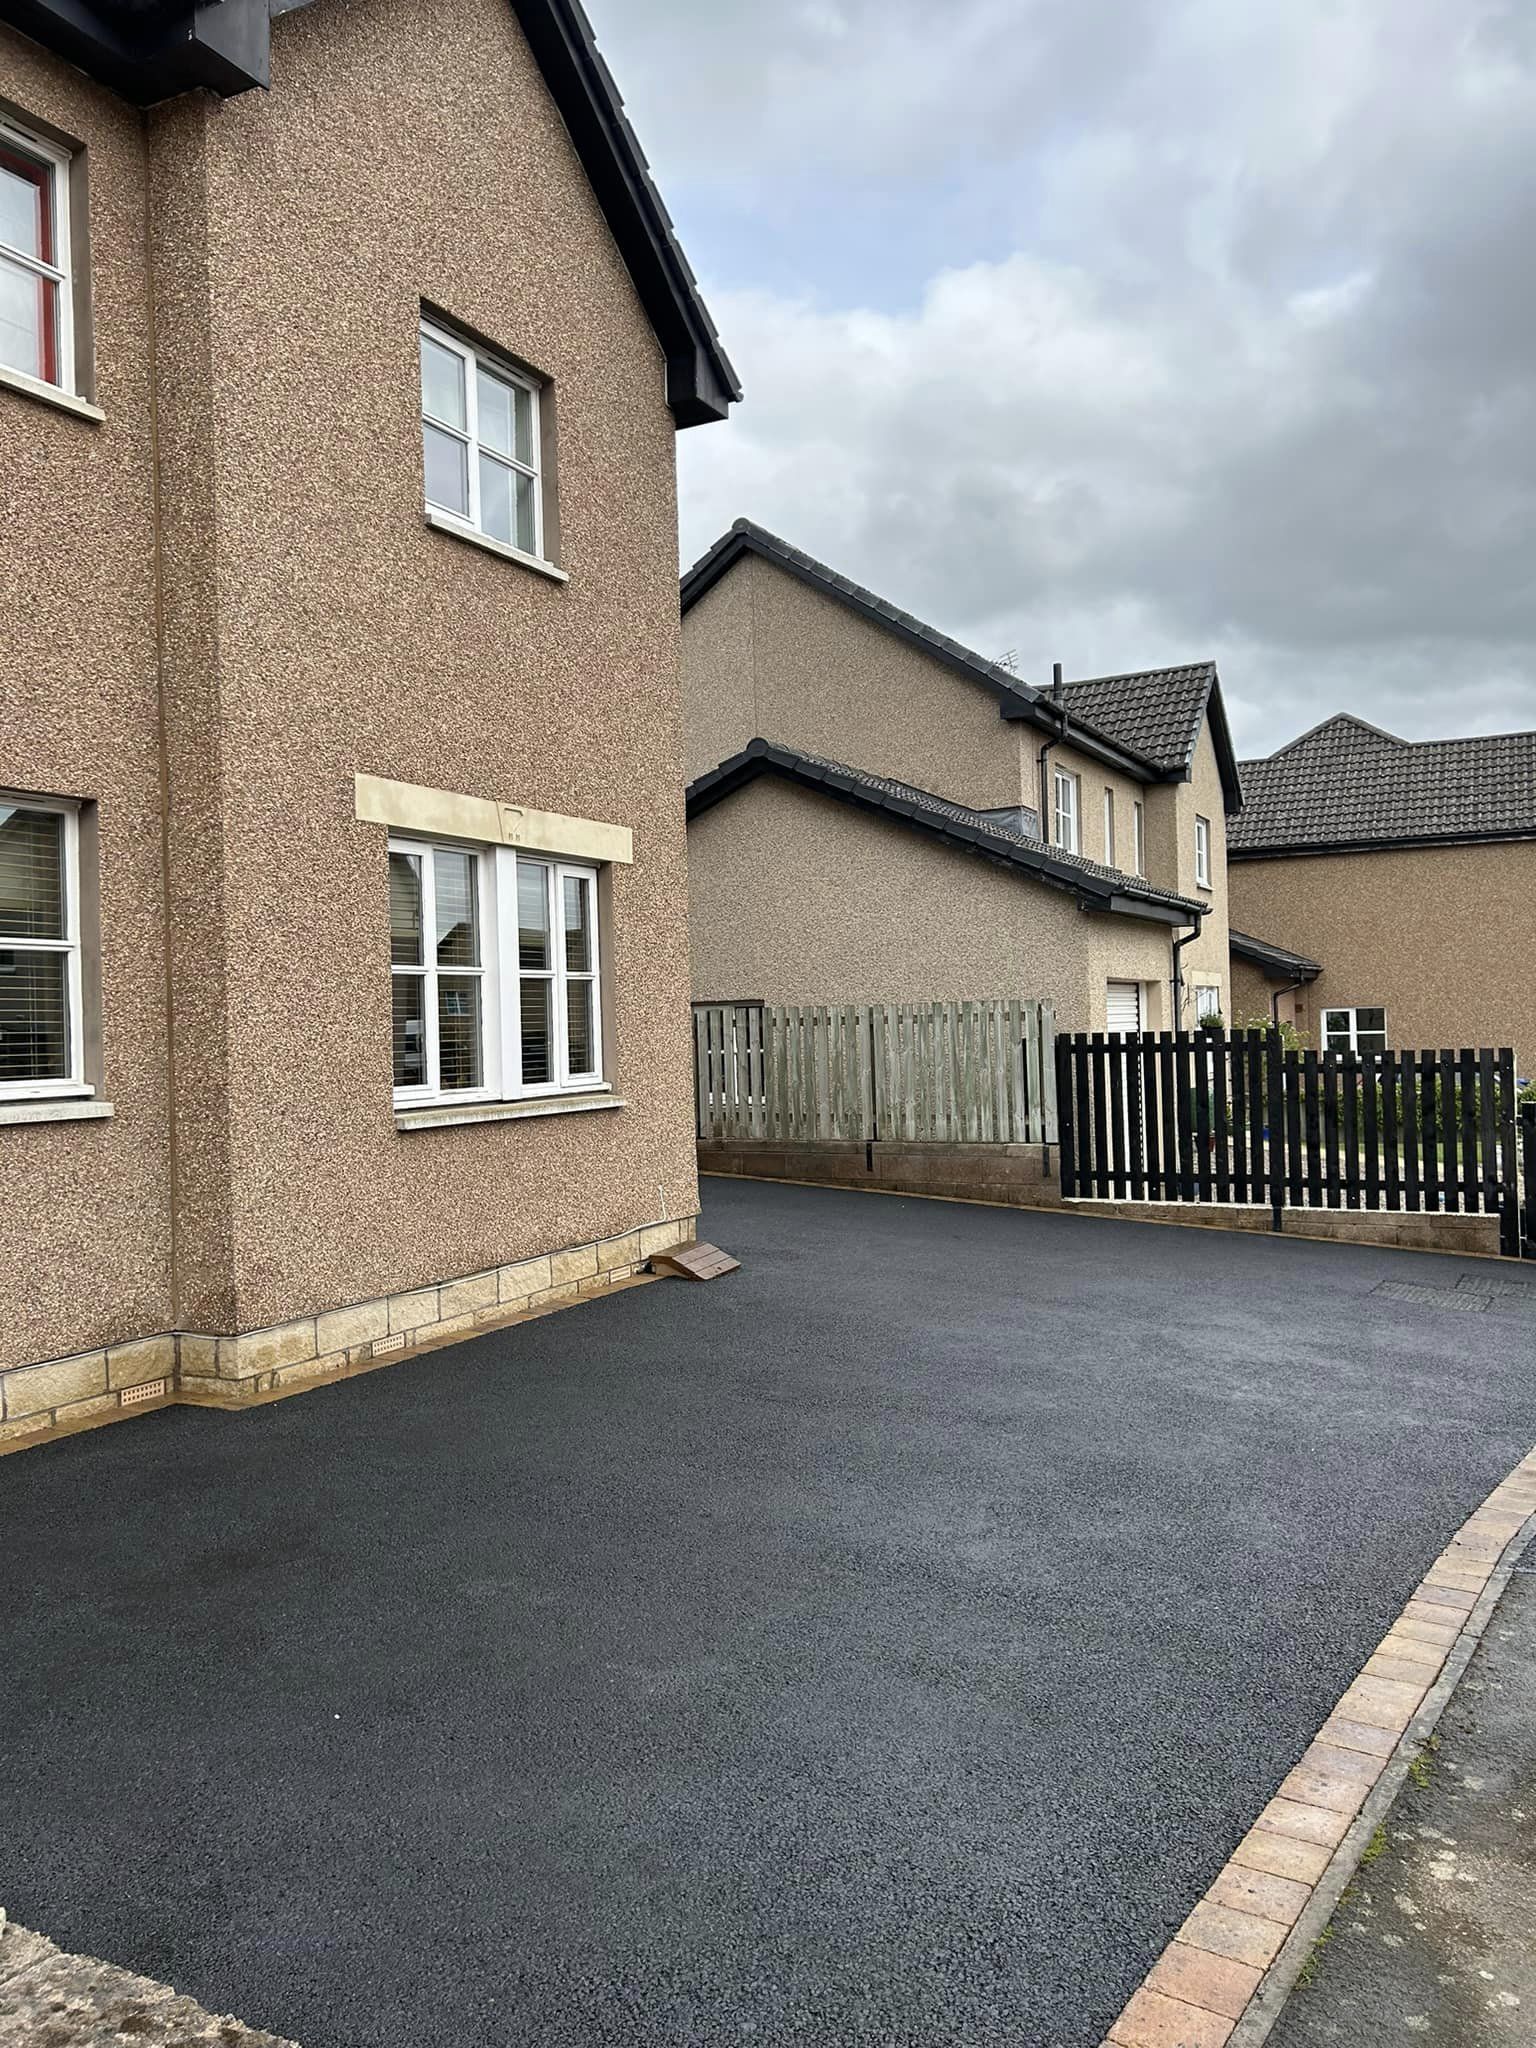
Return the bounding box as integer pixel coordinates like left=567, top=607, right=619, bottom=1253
left=1038, top=662, right=1067, bottom=845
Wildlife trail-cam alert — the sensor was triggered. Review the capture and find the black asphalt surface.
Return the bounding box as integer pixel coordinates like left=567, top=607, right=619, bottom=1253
left=5, top=1179, right=1536, bottom=2048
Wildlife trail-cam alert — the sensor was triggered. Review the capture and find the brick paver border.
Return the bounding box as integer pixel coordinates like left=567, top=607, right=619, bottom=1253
left=1100, top=1446, right=1536, bottom=2048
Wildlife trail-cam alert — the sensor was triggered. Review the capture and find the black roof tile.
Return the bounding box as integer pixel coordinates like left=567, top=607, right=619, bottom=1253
left=1231, top=714, right=1536, bottom=854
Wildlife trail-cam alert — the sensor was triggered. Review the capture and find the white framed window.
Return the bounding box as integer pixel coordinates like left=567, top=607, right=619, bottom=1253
left=1323, top=1007, right=1387, bottom=1056
left=1102, top=787, right=1116, bottom=867
left=388, top=835, right=602, bottom=1106
left=1194, top=813, right=1212, bottom=889
left=1053, top=768, right=1080, bottom=853
left=1132, top=801, right=1145, bottom=877
left=0, top=121, right=74, bottom=394
left=1194, top=984, right=1223, bottom=1023
left=419, top=318, right=545, bottom=562
left=0, top=794, right=87, bottom=1099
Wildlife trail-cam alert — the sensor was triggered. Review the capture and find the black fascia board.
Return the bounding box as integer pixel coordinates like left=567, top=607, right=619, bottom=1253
left=680, top=527, right=1164, bottom=784
left=507, top=0, right=741, bottom=429
left=1229, top=827, right=1536, bottom=861
left=0, top=0, right=275, bottom=98
left=686, top=741, right=1199, bottom=922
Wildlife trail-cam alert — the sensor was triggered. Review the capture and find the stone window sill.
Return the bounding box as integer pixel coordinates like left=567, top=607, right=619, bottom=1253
left=424, top=508, right=569, bottom=583
left=0, top=361, right=105, bottom=423
left=396, top=1092, right=623, bottom=1132
left=0, top=1097, right=114, bottom=1127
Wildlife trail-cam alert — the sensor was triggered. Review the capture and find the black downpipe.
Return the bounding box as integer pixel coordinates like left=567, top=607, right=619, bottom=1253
left=1171, top=913, right=1204, bottom=1027
left=1271, top=971, right=1305, bottom=1028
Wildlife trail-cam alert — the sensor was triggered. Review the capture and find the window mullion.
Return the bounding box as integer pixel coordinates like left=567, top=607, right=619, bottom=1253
left=551, top=863, right=570, bottom=1090
left=463, top=340, right=481, bottom=532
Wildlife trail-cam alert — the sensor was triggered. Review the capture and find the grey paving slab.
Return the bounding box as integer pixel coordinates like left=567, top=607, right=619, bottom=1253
left=3, top=1181, right=1536, bottom=2048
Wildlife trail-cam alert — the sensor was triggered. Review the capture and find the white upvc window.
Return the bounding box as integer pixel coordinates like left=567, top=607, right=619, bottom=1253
left=1323, top=1007, right=1387, bottom=1056
left=0, top=121, right=74, bottom=394
left=1194, top=984, right=1223, bottom=1022
left=388, top=836, right=602, bottom=1107
left=1132, top=800, right=1146, bottom=877
left=1103, top=787, right=1116, bottom=867
left=419, top=317, right=545, bottom=562
left=0, top=794, right=87, bottom=1099
left=1053, top=768, right=1080, bottom=853
left=1194, top=813, right=1212, bottom=889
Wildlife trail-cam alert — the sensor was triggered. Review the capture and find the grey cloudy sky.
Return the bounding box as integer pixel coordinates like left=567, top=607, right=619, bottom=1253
left=588, top=0, right=1536, bottom=758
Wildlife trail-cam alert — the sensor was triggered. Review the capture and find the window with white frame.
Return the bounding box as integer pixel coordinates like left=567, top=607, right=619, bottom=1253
left=419, top=318, right=545, bottom=560
left=1194, top=813, right=1212, bottom=889
left=1103, top=787, right=1116, bottom=867
left=1323, top=1007, right=1387, bottom=1056
left=0, top=796, right=85, bottom=1097
left=1194, top=984, right=1223, bottom=1022
left=388, top=837, right=601, bottom=1105
left=1052, top=768, right=1080, bottom=853
left=0, top=121, right=74, bottom=392
left=1132, top=800, right=1146, bottom=877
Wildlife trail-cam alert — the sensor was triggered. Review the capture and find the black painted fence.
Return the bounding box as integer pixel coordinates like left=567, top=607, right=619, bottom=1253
left=1056, top=1029, right=1527, bottom=1257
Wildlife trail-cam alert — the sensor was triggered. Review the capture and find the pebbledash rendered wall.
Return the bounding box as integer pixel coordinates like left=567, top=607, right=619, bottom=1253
left=0, top=0, right=703, bottom=1446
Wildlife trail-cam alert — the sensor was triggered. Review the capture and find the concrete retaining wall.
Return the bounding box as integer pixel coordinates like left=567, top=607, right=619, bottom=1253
left=698, top=1140, right=1063, bottom=1209
left=1064, top=1198, right=1502, bottom=1257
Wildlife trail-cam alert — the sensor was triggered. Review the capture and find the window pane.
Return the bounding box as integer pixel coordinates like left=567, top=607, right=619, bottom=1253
left=0, top=149, right=48, bottom=261
left=434, top=849, right=479, bottom=966
left=515, top=470, right=537, bottom=554
left=423, top=423, right=469, bottom=516
left=437, top=976, right=483, bottom=1091
left=518, top=861, right=549, bottom=969
left=1356, top=1009, right=1386, bottom=1033
left=1325, top=1030, right=1350, bottom=1052
left=1360, top=1033, right=1387, bottom=1055
left=562, top=873, right=591, bottom=973
left=0, top=947, right=68, bottom=1083
left=520, top=977, right=552, bottom=1089
left=566, top=979, right=594, bottom=1076
left=0, top=805, right=64, bottom=939
left=392, top=973, right=426, bottom=1089
left=0, top=254, right=49, bottom=382
left=420, top=333, right=466, bottom=429
left=479, top=453, right=513, bottom=545
left=477, top=368, right=514, bottom=456
left=388, top=851, right=422, bottom=966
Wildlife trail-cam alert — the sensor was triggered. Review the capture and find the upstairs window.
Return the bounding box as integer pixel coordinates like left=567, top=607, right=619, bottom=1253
left=1132, top=801, right=1146, bottom=877
left=0, top=123, right=73, bottom=392
left=1102, top=787, right=1116, bottom=867
left=1195, top=814, right=1212, bottom=889
left=1052, top=768, right=1080, bottom=854
left=420, top=319, right=545, bottom=562
left=389, top=837, right=601, bottom=1107
left=0, top=796, right=85, bottom=1098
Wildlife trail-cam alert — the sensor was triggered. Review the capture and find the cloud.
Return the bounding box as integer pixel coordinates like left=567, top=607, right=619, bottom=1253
left=591, top=0, right=1536, bottom=755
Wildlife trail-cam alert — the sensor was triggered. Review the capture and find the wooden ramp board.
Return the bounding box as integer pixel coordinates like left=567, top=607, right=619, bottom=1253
left=649, top=1241, right=741, bottom=1281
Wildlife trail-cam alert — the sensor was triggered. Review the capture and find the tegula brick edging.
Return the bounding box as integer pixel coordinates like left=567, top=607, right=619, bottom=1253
left=1100, top=1448, right=1536, bottom=2048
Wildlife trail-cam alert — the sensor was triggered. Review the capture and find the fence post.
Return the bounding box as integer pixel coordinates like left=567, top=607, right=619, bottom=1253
left=1268, top=1029, right=1285, bottom=1232
left=1057, top=1033, right=1076, bottom=1197
left=1521, top=1100, right=1536, bottom=1258
left=1497, top=1049, right=1519, bottom=1256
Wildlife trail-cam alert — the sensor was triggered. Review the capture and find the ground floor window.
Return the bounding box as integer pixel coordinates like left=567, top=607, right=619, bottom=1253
left=1322, top=1006, right=1387, bottom=1055
left=0, top=794, right=85, bottom=1098
left=388, top=836, right=602, bottom=1105
left=1194, top=984, right=1223, bottom=1022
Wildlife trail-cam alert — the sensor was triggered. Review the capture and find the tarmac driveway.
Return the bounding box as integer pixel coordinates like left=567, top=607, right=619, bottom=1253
left=4, top=1178, right=1536, bottom=2048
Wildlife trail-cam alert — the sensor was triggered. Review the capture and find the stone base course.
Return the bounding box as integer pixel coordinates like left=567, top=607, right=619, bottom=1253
left=0, top=1214, right=696, bottom=1455
left=1101, top=1444, right=1536, bottom=2048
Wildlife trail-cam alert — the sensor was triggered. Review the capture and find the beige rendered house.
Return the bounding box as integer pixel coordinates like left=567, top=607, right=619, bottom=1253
left=682, top=522, right=1242, bottom=1035
left=0, top=0, right=738, bottom=1446
left=1229, top=715, right=1536, bottom=1075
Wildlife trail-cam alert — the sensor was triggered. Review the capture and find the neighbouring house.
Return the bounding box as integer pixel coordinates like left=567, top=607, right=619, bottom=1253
left=681, top=521, right=1242, bottom=1034
left=1228, top=715, right=1536, bottom=1068
left=0, top=0, right=737, bottom=1445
